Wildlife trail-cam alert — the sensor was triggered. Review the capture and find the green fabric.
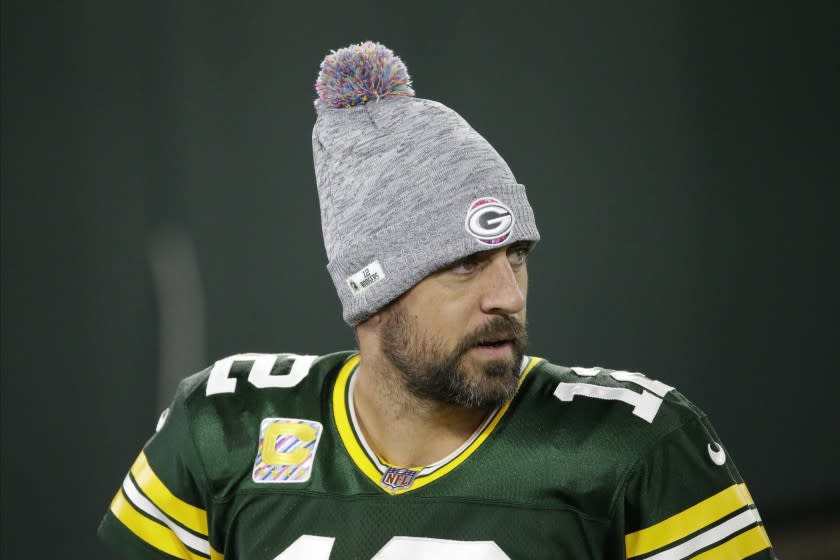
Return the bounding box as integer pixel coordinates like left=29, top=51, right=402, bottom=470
left=98, top=351, right=775, bottom=559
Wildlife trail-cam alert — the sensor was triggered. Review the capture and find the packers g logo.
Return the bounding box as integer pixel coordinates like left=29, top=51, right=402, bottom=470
left=252, top=418, right=323, bottom=483
left=465, top=197, right=515, bottom=246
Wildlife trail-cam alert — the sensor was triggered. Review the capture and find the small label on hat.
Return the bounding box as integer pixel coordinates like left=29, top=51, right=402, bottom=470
left=347, top=260, right=385, bottom=295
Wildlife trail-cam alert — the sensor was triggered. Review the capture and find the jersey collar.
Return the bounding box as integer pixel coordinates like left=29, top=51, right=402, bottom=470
left=332, top=354, right=541, bottom=495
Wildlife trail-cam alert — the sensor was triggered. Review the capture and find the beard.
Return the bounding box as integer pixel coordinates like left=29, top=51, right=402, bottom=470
left=380, top=304, right=528, bottom=409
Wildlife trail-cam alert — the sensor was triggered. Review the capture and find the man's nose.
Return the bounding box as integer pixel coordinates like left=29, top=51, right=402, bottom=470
left=478, top=253, right=525, bottom=316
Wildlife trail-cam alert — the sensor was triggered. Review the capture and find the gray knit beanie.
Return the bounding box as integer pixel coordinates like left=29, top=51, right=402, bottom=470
left=312, top=41, right=539, bottom=326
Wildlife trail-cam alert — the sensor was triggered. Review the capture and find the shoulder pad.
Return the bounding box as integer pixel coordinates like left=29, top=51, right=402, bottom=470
left=172, top=351, right=355, bottom=400
left=530, top=360, right=701, bottom=428
left=173, top=351, right=354, bottom=487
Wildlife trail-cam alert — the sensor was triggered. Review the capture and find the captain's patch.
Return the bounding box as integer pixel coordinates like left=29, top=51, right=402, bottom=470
left=253, top=418, right=323, bottom=483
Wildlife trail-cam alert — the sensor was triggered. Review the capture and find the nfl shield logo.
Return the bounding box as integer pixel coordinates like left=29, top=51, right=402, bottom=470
left=381, top=467, right=419, bottom=491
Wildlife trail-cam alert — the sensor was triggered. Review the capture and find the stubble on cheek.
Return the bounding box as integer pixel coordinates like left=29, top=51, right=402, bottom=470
left=381, top=306, right=528, bottom=409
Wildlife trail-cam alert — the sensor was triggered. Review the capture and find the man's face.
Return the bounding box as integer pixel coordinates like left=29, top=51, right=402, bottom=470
left=380, top=242, right=531, bottom=409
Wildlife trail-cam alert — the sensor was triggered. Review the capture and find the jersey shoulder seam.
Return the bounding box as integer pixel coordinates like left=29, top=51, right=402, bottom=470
left=178, top=366, right=217, bottom=503
left=607, top=412, right=710, bottom=520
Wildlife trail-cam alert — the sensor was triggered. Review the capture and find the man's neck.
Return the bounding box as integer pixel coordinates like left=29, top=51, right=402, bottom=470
left=351, top=354, right=493, bottom=469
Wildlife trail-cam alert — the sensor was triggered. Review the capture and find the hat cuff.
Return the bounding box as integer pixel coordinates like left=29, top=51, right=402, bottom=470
left=327, top=183, right=539, bottom=326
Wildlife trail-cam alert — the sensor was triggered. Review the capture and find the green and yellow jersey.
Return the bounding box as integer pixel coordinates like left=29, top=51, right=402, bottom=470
left=98, top=351, right=775, bottom=559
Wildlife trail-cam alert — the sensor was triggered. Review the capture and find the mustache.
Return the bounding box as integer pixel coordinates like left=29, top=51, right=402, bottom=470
left=457, top=315, right=528, bottom=353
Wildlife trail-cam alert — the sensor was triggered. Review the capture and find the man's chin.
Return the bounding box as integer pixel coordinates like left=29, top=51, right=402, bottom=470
left=455, top=370, right=520, bottom=409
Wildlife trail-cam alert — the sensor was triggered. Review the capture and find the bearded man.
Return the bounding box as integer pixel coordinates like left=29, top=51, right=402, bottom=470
left=98, top=41, right=775, bottom=560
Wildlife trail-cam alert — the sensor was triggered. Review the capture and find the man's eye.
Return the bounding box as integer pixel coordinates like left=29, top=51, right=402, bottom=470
left=507, top=244, right=531, bottom=266
left=450, top=258, right=479, bottom=274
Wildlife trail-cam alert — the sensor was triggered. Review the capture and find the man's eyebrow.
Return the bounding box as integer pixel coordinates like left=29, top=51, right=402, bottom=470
left=438, top=251, right=485, bottom=271
left=440, top=241, right=534, bottom=270
left=447, top=252, right=483, bottom=266
left=507, top=240, right=535, bottom=253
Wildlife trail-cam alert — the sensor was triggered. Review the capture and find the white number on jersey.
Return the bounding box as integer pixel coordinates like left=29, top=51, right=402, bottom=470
left=553, top=367, right=674, bottom=423
left=206, top=353, right=318, bottom=396
left=273, top=535, right=336, bottom=559
left=273, top=535, right=510, bottom=560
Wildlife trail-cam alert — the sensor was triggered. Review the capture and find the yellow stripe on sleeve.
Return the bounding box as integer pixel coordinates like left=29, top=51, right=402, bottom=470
left=210, top=548, right=225, bottom=560
left=625, top=483, right=754, bottom=558
left=131, top=451, right=209, bottom=536
left=691, top=525, right=772, bottom=560
left=110, top=490, right=205, bottom=560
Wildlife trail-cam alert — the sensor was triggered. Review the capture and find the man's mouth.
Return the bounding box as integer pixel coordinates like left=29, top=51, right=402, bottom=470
left=475, top=336, right=514, bottom=348
left=462, top=315, right=526, bottom=357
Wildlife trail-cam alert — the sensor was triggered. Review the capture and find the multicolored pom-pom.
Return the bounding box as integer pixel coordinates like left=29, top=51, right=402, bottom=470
left=315, top=41, right=415, bottom=109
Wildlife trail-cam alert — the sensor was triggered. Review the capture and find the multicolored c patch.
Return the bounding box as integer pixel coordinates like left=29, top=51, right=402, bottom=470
left=252, top=418, right=323, bottom=484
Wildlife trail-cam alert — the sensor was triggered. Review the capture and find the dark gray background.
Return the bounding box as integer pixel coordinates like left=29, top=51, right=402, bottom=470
left=2, top=1, right=838, bottom=558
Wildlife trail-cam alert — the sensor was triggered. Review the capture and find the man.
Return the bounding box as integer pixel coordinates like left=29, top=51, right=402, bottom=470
left=98, top=41, right=775, bottom=559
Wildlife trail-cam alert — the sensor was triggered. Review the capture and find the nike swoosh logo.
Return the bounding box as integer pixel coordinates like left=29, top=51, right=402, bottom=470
left=707, top=442, right=726, bottom=465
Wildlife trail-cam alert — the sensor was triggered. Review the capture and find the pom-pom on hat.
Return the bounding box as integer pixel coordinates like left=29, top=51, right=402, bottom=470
left=311, top=41, right=540, bottom=326
left=315, top=41, right=415, bottom=109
